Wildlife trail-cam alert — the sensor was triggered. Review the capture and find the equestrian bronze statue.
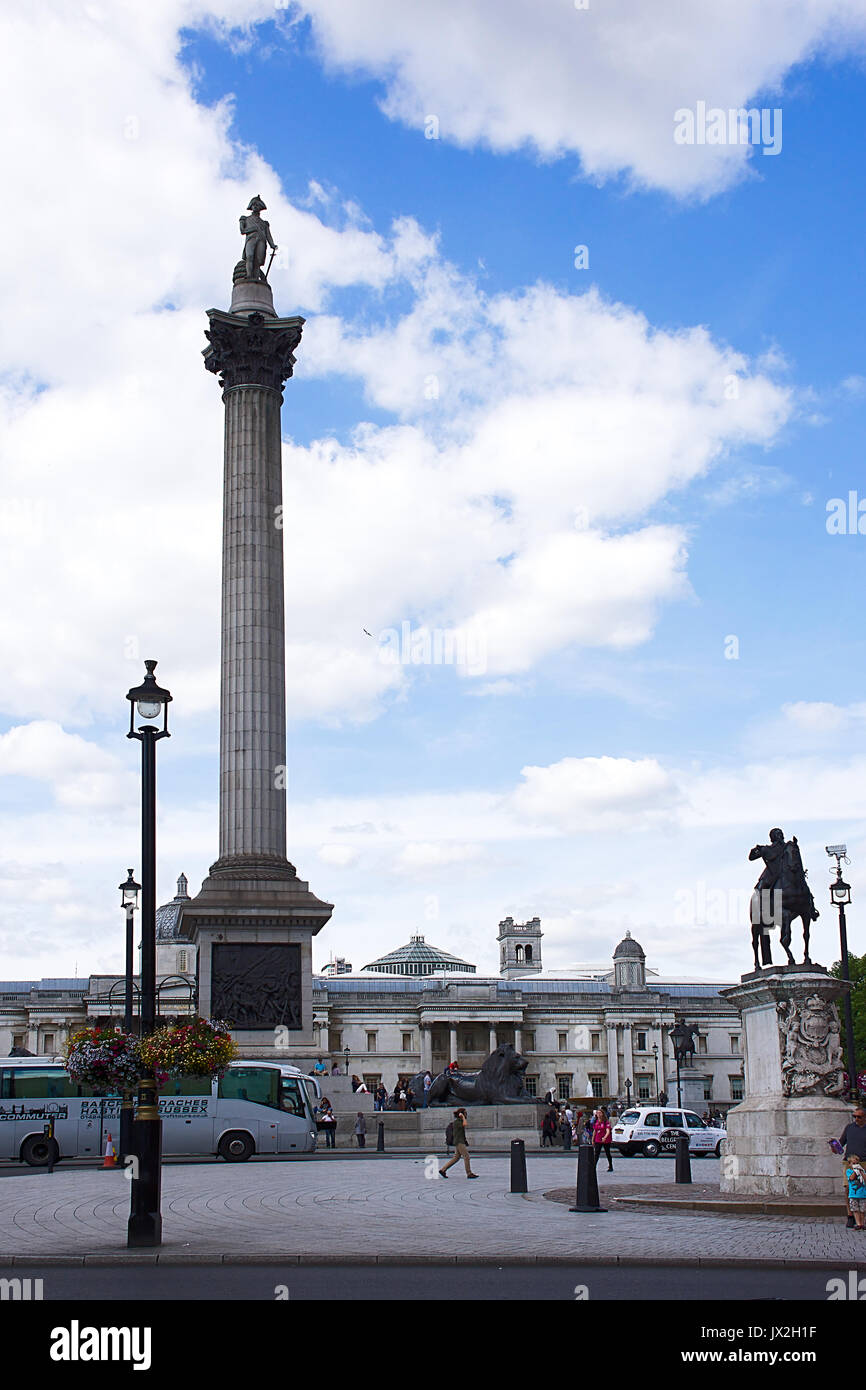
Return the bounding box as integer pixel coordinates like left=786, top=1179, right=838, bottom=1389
left=748, top=828, right=818, bottom=969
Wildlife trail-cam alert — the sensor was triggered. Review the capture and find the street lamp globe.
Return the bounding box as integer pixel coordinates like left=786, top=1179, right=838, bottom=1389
left=119, top=869, right=141, bottom=911
left=126, top=660, right=172, bottom=736
left=670, top=1021, right=690, bottom=1057
left=830, top=877, right=852, bottom=907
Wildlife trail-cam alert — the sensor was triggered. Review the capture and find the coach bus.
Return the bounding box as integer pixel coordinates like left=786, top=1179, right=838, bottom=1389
left=0, top=1057, right=321, bottom=1165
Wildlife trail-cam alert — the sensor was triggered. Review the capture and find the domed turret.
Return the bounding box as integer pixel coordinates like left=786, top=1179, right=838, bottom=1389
left=613, top=930, right=645, bottom=990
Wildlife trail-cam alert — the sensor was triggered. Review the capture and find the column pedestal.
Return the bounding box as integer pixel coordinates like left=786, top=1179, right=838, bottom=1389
left=719, top=964, right=850, bottom=1198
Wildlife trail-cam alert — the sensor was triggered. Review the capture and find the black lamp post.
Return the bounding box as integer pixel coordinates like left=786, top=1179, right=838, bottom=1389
left=652, top=1043, right=661, bottom=1102
left=669, top=1020, right=692, bottom=1110
left=828, top=851, right=859, bottom=1102
left=119, top=870, right=141, bottom=1034
left=125, top=660, right=171, bottom=1248
left=344, top=1045, right=350, bottom=1076
left=118, top=869, right=140, bottom=1165
left=625, top=1077, right=632, bottom=1108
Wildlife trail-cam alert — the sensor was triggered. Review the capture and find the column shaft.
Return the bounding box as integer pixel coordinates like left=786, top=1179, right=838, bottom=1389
left=219, top=384, right=286, bottom=862
left=606, top=1025, right=619, bottom=1098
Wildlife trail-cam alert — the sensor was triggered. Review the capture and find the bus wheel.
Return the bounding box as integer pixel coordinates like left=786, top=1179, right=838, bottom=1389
left=218, top=1131, right=254, bottom=1162
left=21, top=1135, right=60, bottom=1167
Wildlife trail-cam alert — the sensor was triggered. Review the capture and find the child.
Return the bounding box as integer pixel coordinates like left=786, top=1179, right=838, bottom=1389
left=844, top=1152, right=866, bottom=1230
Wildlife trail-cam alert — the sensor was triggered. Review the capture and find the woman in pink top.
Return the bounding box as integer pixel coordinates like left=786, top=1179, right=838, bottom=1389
left=592, top=1107, right=614, bottom=1172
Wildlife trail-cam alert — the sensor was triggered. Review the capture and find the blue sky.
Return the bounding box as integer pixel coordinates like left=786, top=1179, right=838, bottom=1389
left=1, top=1, right=866, bottom=984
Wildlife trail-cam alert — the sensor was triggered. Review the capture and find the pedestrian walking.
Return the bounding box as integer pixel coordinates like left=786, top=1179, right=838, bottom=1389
left=541, top=1107, right=558, bottom=1148
left=592, top=1107, right=614, bottom=1171
left=354, top=1112, right=367, bottom=1149
left=832, top=1104, right=866, bottom=1227
left=439, top=1108, right=478, bottom=1179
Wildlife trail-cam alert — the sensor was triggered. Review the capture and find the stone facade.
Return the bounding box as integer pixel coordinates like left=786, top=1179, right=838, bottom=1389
left=1, top=928, right=743, bottom=1113
left=305, top=930, right=744, bottom=1111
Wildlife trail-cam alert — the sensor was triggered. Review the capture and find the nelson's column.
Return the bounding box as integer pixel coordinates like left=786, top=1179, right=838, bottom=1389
left=179, top=196, right=332, bottom=1056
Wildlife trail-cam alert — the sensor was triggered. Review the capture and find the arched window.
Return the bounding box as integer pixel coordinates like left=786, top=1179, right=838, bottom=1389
left=516, top=945, right=524, bottom=962
left=525, top=945, right=533, bottom=962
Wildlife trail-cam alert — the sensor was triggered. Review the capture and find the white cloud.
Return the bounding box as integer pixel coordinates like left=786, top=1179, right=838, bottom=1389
left=317, top=844, right=360, bottom=867
left=392, top=841, right=483, bottom=873
left=0, top=722, right=134, bottom=809
left=510, top=756, right=681, bottom=833
left=299, top=0, right=866, bottom=197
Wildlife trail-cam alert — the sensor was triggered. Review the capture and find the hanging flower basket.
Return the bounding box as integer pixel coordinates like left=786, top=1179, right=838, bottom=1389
left=64, top=1027, right=141, bottom=1095
left=138, top=1017, right=237, bottom=1079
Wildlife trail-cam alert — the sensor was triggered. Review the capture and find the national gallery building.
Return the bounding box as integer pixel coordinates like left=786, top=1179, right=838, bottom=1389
left=0, top=876, right=744, bottom=1112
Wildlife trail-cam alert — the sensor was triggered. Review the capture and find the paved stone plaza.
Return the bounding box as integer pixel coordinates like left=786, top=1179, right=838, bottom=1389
left=1, top=1156, right=863, bottom=1267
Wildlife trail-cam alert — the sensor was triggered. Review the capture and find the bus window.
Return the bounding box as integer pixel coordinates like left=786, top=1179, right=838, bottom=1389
left=0, top=1069, right=11, bottom=1100
left=279, top=1079, right=306, bottom=1117
left=158, top=1075, right=213, bottom=1097
left=219, top=1067, right=279, bottom=1110
left=13, top=1068, right=78, bottom=1099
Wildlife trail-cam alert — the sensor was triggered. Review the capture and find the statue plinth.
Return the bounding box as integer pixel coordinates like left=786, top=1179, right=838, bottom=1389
left=720, top=965, right=851, bottom=1198
left=229, top=276, right=278, bottom=318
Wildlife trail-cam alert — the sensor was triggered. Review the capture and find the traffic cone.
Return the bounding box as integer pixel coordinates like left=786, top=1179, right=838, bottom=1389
left=103, top=1132, right=117, bottom=1168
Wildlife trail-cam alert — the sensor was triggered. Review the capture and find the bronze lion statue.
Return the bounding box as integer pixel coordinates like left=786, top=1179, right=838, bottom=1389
left=394, top=1044, right=539, bottom=1107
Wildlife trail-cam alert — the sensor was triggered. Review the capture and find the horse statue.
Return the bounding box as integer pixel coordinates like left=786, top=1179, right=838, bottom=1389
left=749, top=829, right=819, bottom=969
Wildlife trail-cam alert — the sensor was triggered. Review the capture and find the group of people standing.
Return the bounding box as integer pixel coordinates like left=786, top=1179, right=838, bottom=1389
left=540, top=1103, right=615, bottom=1170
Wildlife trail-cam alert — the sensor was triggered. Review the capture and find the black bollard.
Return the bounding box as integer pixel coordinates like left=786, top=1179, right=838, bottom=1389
left=569, top=1143, right=607, bottom=1213
left=376, top=1120, right=385, bottom=1152
left=510, top=1138, right=528, bottom=1193
left=675, top=1131, right=692, bottom=1184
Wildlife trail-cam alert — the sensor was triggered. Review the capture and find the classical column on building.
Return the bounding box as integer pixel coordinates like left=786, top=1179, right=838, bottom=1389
left=513, top=1026, right=522, bottom=1054
left=622, top=1023, right=634, bottom=1091
left=448, top=1025, right=458, bottom=1063
left=488, top=1024, right=497, bottom=1054
left=420, top=1025, right=433, bottom=1073
left=179, top=199, right=333, bottom=1055
left=606, top=1023, right=620, bottom=1098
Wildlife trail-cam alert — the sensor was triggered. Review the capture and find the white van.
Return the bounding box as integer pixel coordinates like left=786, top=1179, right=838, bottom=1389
left=612, top=1106, right=726, bottom=1157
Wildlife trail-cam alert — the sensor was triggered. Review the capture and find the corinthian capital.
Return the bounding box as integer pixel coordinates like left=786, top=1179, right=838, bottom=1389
left=203, top=309, right=305, bottom=393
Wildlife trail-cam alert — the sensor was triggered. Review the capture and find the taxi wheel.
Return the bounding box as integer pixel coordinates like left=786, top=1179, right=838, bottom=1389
left=715, top=1141, right=723, bottom=1158
left=21, top=1135, right=60, bottom=1167
left=643, top=1140, right=660, bottom=1158
left=218, top=1130, right=254, bottom=1162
